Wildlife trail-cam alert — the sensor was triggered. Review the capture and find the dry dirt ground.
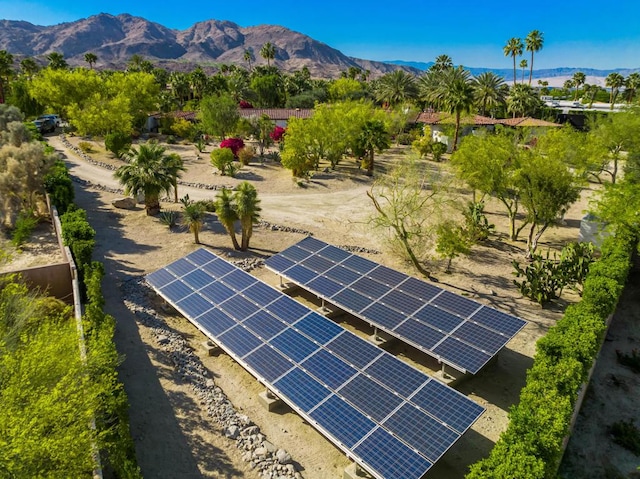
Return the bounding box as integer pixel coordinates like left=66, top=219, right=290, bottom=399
left=5, top=133, right=636, bottom=478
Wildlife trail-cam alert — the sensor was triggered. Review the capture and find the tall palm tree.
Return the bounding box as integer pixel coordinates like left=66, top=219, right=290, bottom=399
left=260, top=42, right=276, bottom=67
left=181, top=196, right=206, bottom=244
left=354, top=120, right=391, bottom=176
left=165, top=153, right=186, bottom=203
left=168, top=71, right=190, bottom=110
left=563, top=79, right=575, bottom=97
left=19, top=57, right=39, bottom=79
left=623, top=73, right=640, bottom=103
left=473, top=72, right=507, bottom=116
left=215, top=188, right=240, bottom=250
left=525, top=30, right=543, bottom=86
left=503, top=38, right=523, bottom=86
left=0, top=50, right=14, bottom=105
left=606, top=72, right=625, bottom=109
left=84, top=53, right=98, bottom=69
left=519, top=59, right=528, bottom=84
left=374, top=70, right=418, bottom=107
left=243, top=49, right=254, bottom=72
left=572, top=71, right=586, bottom=100
left=425, top=66, right=475, bottom=151
left=46, top=52, right=67, bottom=70
left=234, top=182, right=261, bottom=250
left=114, top=141, right=175, bottom=216
left=583, top=84, right=601, bottom=108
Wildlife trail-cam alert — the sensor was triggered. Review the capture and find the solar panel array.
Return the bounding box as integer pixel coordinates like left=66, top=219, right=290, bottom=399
left=146, top=248, right=484, bottom=479
left=264, top=237, right=527, bottom=374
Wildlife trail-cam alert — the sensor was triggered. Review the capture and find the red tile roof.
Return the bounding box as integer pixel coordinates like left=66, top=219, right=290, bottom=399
left=415, top=112, right=498, bottom=125
left=496, top=117, right=562, bottom=127
left=237, top=108, right=314, bottom=120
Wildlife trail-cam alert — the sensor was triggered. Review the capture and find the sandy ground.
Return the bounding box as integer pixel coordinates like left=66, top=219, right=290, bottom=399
left=18, top=133, right=632, bottom=479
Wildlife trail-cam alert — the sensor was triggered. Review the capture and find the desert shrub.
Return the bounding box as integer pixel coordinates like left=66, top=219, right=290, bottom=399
left=78, top=141, right=94, bottom=153
left=219, top=137, right=245, bottom=158
left=237, top=146, right=256, bottom=166
left=11, top=210, right=38, bottom=246
left=166, top=135, right=176, bottom=144
left=609, top=420, right=640, bottom=455
left=463, top=201, right=494, bottom=242
left=395, top=132, right=413, bottom=145
left=171, top=118, right=194, bottom=139
left=210, top=147, right=238, bottom=176
left=265, top=151, right=281, bottom=162
left=513, top=242, right=595, bottom=306
left=104, top=131, right=132, bottom=159
left=412, top=135, right=432, bottom=157
left=431, top=141, right=447, bottom=161
left=194, top=136, right=207, bottom=153
left=158, top=210, right=178, bottom=229
left=435, top=220, right=471, bottom=272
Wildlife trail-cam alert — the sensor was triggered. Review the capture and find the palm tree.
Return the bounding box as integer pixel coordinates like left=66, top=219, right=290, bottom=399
left=374, top=70, right=418, bottom=107
left=215, top=188, right=241, bottom=250
left=563, top=79, right=575, bottom=96
left=46, top=52, right=67, bottom=70
left=583, top=84, right=601, bottom=108
left=114, top=141, right=175, bottom=216
left=168, top=71, right=190, bottom=110
left=606, top=72, right=625, bottom=109
left=432, top=54, right=453, bottom=72
left=623, top=73, right=640, bottom=103
left=525, top=30, right=543, bottom=86
left=519, top=59, right=528, bottom=84
left=507, top=84, right=539, bottom=118
left=19, top=57, right=39, bottom=79
left=189, top=66, right=207, bottom=101
left=473, top=72, right=507, bottom=116
left=234, top=182, right=261, bottom=250
left=354, top=120, right=391, bottom=176
left=424, top=66, right=475, bottom=151
left=572, top=71, right=586, bottom=100
left=503, top=38, right=523, bottom=86
left=243, top=49, right=254, bottom=72
left=84, top=53, right=98, bottom=69
left=260, top=42, right=276, bottom=67
left=0, top=50, right=14, bottom=105
left=181, top=195, right=206, bottom=244
left=165, top=153, right=186, bottom=203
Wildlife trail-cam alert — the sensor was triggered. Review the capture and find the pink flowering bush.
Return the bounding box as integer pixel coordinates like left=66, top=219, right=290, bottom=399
left=219, top=138, right=245, bottom=158
left=239, top=100, right=254, bottom=109
left=270, top=126, right=285, bottom=142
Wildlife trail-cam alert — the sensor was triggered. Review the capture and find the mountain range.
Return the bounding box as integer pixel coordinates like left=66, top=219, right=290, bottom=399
left=0, top=13, right=636, bottom=83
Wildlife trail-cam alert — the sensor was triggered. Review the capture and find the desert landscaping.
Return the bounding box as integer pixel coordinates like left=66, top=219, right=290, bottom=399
left=2, top=131, right=638, bottom=479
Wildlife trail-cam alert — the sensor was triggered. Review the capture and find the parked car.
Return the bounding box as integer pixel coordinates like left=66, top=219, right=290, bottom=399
left=33, top=117, right=56, bottom=134
left=572, top=102, right=585, bottom=109
left=38, top=114, right=61, bottom=127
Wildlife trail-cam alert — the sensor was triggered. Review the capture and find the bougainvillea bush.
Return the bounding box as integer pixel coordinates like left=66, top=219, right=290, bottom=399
left=219, top=138, right=245, bottom=158
left=270, top=126, right=285, bottom=142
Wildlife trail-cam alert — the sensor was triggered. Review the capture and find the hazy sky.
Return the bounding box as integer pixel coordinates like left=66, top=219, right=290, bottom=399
left=1, top=0, right=639, bottom=70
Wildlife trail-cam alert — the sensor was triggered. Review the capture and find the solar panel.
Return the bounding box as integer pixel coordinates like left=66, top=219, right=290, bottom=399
left=147, top=248, right=485, bottom=479
left=265, top=238, right=527, bottom=374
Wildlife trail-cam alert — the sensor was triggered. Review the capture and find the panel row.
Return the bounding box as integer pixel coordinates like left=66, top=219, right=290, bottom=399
left=147, top=248, right=485, bottom=479
left=265, top=238, right=526, bottom=373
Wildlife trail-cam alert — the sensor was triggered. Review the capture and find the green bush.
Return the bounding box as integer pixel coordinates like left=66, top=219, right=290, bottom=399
left=78, top=141, right=94, bottom=153
left=11, top=210, right=38, bottom=246
left=210, top=147, right=238, bottom=176
left=609, top=420, right=640, bottom=455
left=467, top=227, right=637, bottom=479
left=43, top=160, right=74, bottom=214
left=105, top=131, right=132, bottom=159
left=158, top=210, right=179, bottom=229
left=431, top=141, right=447, bottom=161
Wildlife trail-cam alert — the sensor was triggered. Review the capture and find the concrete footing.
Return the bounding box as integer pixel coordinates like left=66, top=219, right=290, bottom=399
left=201, top=340, right=220, bottom=356
left=344, top=463, right=372, bottom=479
left=258, top=390, right=284, bottom=412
